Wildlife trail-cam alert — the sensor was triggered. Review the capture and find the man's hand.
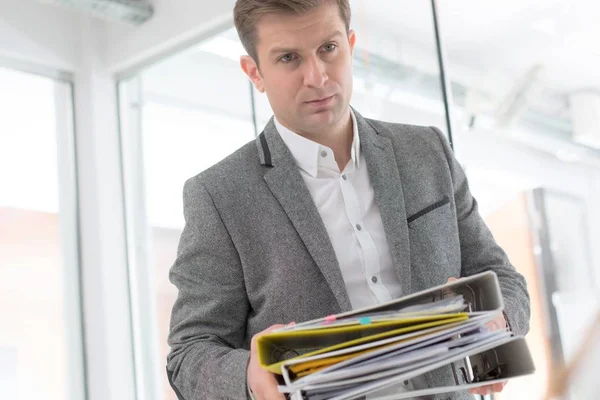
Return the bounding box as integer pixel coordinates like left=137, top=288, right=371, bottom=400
left=247, top=323, right=294, bottom=400
left=447, top=277, right=508, bottom=396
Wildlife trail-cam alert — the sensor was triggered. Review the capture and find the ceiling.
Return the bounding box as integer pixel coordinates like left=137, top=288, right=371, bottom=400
left=357, top=0, right=600, bottom=93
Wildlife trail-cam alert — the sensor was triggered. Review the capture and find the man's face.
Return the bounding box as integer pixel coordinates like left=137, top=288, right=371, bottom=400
left=241, top=3, right=356, bottom=136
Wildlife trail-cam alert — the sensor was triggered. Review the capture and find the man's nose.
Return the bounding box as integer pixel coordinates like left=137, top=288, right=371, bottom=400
left=302, top=56, right=327, bottom=88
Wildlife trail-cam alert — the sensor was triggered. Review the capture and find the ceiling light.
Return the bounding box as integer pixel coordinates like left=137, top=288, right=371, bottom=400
left=531, top=18, right=558, bottom=36
left=570, top=91, right=600, bottom=150
left=555, top=149, right=580, bottom=163
left=39, top=0, right=153, bottom=24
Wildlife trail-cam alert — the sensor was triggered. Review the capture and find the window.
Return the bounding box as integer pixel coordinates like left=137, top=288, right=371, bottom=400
left=439, top=1, right=600, bottom=398
left=119, top=27, right=256, bottom=400
left=0, top=66, right=84, bottom=400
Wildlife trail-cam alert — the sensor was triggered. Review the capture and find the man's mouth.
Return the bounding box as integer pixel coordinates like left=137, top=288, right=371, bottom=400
left=306, top=95, right=335, bottom=106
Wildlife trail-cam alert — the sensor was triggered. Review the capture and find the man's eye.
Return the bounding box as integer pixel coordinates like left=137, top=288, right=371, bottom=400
left=280, top=54, right=296, bottom=63
left=323, top=43, right=338, bottom=52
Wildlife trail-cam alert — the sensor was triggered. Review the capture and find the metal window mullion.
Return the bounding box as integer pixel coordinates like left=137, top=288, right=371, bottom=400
left=54, top=79, right=88, bottom=400
left=431, top=0, right=455, bottom=150
left=118, top=76, right=164, bottom=400
left=249, top=81, right=259, bottom=137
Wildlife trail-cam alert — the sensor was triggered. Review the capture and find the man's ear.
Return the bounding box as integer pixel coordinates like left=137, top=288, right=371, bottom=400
left=240, top=56, right=265, bottom=93
left=348, top=29, right=356, bottom=56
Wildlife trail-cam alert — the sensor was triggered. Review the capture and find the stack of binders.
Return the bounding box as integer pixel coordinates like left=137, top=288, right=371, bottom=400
left=258, top=271, right=535, bottom=400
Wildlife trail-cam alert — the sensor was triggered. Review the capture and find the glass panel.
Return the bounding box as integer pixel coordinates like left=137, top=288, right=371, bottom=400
left=122, top=4, right=446, bottom=397
left=439, top=2, right=600, bottom=399
left=119, top=27, right=256, bottom=400
left=544, top=192, right=594, bottom=292
left=0, top=66, right=82, bottom=400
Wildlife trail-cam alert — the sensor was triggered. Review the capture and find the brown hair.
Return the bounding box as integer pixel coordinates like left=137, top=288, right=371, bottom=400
left=233, top=0, right=351, bottom=63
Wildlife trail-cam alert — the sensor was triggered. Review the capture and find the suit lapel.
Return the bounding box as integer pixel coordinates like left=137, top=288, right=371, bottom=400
left=257, top=120, right=352, bottom=312
left=354, top=111, right=413, bottom=294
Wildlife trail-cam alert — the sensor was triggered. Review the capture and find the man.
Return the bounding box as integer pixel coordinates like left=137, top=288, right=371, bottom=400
left=166, top=0, right=530, bottom=399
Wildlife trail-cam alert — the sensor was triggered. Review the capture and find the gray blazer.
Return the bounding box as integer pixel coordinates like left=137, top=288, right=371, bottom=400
left=166, top=110, right=530, bottom=400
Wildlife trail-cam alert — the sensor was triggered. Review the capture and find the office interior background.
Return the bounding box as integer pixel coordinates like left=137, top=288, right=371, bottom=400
left=1, top=0, right=599, bottom=399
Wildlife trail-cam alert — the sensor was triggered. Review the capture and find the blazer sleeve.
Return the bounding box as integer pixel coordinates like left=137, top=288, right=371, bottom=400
left=166, top=178, right=250, bottom=400
left=431, top=126, right=531, bottom=336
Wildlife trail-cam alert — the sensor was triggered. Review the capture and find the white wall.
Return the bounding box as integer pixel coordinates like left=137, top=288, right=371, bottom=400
left=0, top=0, right=81, bottom=71
left=102, top=0, right=236, bottom=73
left=0, top=0, right=236, bottom=74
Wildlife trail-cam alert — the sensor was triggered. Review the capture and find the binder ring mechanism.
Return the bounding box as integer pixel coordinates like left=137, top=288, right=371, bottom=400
left=443, top=283, right=505, bottom=385
left=458, top=348, right=506, bottom=384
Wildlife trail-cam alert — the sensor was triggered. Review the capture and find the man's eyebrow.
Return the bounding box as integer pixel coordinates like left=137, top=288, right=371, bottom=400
left=269, top=46, right=298, bottom=56
left=268, top=30, right=345, bottom=56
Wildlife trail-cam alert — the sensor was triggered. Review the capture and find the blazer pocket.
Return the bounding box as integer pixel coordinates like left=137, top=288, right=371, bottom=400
left=407, top=196, right=459, bottom=286
left=407, top=196, right=451, bottom=226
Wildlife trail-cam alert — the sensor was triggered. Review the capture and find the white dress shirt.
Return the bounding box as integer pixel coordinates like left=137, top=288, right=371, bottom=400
left=274, top=110, right=420, bottom=397
left=274, top=110, right=403, bottom=309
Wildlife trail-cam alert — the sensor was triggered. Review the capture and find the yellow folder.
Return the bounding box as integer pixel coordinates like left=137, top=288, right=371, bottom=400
left=258, top=313, right=468, bottom=374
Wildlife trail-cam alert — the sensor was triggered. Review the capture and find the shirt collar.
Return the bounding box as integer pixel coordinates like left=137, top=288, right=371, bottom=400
left=274, top=109, right=360, bottom=178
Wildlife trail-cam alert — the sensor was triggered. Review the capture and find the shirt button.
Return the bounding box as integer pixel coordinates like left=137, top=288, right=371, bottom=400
left=356, top=224, right=362, bottom=231
left=320, top=150, right=327, bottom=158
left=342, top=174, right=347, bottom=180
left=371, top=276, right=378, bottom=283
